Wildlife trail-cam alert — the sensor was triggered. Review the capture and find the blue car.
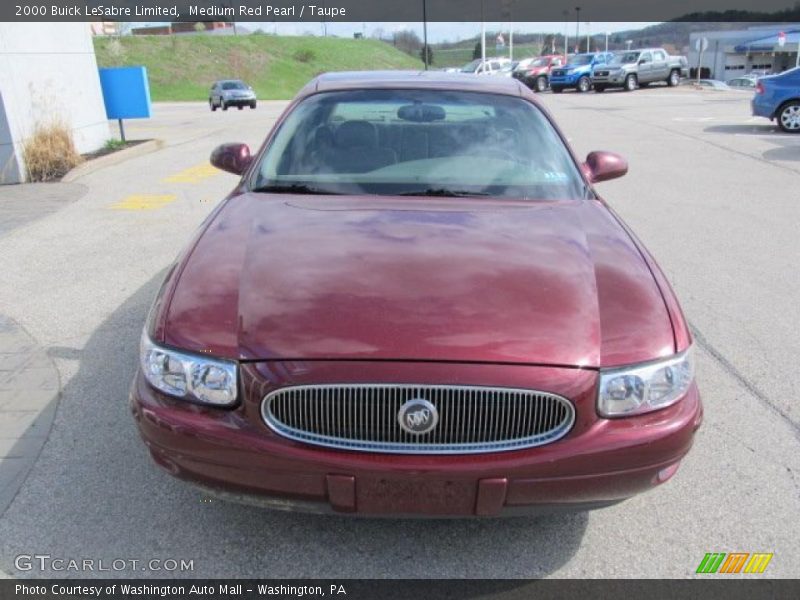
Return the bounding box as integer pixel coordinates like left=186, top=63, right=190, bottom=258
left=751, top=67, right=800, bottom=133
left=550, top=52, right=614, bottom=93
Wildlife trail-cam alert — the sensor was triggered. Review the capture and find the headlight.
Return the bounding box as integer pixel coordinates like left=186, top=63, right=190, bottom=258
left=140, top=332, right=238, bottom=407
left=597, top=347, right=694, bottom=418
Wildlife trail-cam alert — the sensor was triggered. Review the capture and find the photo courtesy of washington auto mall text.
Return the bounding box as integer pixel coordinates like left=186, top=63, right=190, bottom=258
left=12, top=584, right=348, bottom=598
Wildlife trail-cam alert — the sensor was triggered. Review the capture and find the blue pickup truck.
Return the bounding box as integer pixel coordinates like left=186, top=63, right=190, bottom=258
left=550, top=52, right=615, bottom=93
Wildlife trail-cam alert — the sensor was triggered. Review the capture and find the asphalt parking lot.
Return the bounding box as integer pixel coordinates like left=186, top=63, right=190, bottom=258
left=0, top=85, right=798, bottom=580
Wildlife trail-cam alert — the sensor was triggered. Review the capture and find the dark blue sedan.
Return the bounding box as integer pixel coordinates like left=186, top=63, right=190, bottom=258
left=752, top=67, right=800, bottom=133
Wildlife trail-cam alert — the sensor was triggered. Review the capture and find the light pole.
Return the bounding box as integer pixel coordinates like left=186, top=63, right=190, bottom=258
left=481, top=0, right=486, bottom=67
left=586, top=22, right=590, bottom=52
left=563, top=10, right=569, bottom=61
left=605, top=31, right=610, bottom=53
left=575, top=7, right=581, bottom=52
left=422, top=0, right=428, bottom=70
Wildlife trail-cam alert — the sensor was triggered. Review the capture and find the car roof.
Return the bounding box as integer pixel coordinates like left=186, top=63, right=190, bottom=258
left=299, top=70, right=530, bottom=98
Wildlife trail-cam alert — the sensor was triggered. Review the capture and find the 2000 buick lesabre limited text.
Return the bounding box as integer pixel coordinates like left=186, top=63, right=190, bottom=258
left=130, top=72, right=702, bottom=517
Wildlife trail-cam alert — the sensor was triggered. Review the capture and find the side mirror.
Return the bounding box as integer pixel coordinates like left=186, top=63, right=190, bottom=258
left=210, top=143, right=252, bottom=176
left=638, top=58, right=646, bottom=65
left=583, top=151, right=628, bottom=183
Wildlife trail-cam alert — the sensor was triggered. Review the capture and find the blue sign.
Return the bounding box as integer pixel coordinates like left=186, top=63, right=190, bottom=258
left=98, top=66, right=151, bottom=120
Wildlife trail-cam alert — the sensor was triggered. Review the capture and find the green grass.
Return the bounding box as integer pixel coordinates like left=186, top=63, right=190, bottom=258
left=433, top=44, right=544, bottom=68
left=94, top=35, right=424, bottom=101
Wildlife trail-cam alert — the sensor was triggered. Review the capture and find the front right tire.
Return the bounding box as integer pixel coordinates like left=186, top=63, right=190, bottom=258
left=576, top=76, right=591, bottom=93
left=221, top=100, right=228, bottom=111
left=777, top=101, right=800, bottom=133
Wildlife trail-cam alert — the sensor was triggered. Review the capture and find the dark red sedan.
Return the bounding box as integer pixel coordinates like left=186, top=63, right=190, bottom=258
left=131, top=71, right=701, bottom=517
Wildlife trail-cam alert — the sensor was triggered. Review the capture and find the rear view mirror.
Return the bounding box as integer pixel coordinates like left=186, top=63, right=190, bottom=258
left=583, top=151, right=628, bottom=183
left=398, top=104, right=446, bottom=123
left=210, top=143, right=252, bottom=176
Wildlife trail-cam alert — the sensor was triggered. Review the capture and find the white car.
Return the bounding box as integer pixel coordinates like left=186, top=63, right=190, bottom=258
left=460, top=58, right=512, bottom=76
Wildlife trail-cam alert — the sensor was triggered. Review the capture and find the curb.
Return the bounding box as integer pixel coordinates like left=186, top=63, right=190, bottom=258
left=62, top=139, right=165, bottom=183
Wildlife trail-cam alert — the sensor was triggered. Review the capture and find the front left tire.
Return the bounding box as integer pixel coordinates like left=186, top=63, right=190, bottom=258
left=535, top=76, right=548, bottom=93
left=577, top=76, right=591, bottom=93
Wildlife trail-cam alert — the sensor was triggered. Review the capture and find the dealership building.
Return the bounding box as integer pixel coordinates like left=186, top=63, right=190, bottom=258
left=688, top=25, right=800, bottom=80
left=0, top=23, right=108, bottom=184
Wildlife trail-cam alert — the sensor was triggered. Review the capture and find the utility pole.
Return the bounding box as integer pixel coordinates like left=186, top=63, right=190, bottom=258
left=563, top=11, right=569, bottom=62
left=605, top=31, right=610, bottom=53
left=575, top=7, right=581, bottom=52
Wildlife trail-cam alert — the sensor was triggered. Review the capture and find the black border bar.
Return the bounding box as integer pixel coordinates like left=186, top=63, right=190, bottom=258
left=2, top=580, right=800, bottom=600
left=3, top=0, right=800, bottom=22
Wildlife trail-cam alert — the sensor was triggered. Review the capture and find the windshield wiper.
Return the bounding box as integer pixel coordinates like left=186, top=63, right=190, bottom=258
left=398, top=188, right=490, bottom=198
left=251, top=183, right=341, bottom=195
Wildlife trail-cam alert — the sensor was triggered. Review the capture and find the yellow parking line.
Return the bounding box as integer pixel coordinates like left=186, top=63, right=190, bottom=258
left=164, top=162, right=220, bottom=184
left=109, top=194, right=177, bottom=211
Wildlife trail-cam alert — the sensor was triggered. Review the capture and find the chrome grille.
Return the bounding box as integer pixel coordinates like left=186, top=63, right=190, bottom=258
left=261, top=384, right=575, bottom=454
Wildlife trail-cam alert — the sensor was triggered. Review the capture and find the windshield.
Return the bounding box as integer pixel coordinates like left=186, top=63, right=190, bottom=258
left=461, top=60, right=481, bottom=73
left=251, top=89, right=584, bottom=200
left=611, top=52, right=640, bottom=65
left=222, top=81, right=247, bottom=90
left=568, top=55, right=593, bottom=66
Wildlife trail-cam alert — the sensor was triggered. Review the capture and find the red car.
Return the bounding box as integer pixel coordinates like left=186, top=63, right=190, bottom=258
left=131, top=71, right=702, bottom=517
left=512, top=54, right=565, bottom=92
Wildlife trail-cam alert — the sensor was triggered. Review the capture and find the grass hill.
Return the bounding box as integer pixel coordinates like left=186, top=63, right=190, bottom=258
left=94, top=35, right=424, bottom=101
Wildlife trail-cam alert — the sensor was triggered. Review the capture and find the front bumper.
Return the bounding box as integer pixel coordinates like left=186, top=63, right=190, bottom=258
left=223, top=96, right=256, bottom=106
left=592, top=72, right=627, bottom=86
left=131, top=361, right=702, bottom=517
left=549, top=71, right=586, bottom=87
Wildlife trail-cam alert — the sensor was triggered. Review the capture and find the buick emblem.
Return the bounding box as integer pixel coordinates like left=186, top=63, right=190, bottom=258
left=397, top=398, right=439, bottom=435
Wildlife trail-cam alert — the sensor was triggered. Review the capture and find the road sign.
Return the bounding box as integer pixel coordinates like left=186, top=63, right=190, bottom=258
left=695, top=37, right=709, bottom=52
left=778, top=31, right=786, bottom=47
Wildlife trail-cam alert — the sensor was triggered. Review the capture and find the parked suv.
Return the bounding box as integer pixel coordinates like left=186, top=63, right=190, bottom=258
left=592, top=49, right=686, bottom=92
left=550, top=52, right=614, bottom=93
left=512, top=55, right=565, bottom=92
left=209, top=80, right=257, bottom=111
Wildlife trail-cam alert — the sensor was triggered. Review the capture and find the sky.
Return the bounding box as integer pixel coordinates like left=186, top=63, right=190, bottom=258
left=246, top=22, right=662, bottom=41
left=140, top=21, right=662, bottom=42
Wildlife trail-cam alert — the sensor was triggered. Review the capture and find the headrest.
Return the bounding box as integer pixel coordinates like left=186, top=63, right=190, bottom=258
left=335, top=120, right=378, bottom=148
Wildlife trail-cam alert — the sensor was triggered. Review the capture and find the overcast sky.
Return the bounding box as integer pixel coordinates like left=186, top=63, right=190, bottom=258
left=231, top=21, right=662, bottom=42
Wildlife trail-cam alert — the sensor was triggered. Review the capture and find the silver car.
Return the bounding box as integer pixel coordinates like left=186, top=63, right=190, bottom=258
left=209, top=80, right=257, bottom=111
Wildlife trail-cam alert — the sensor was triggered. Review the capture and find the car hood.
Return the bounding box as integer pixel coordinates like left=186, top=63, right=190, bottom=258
left=163, top=193, right=675, bottom=368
